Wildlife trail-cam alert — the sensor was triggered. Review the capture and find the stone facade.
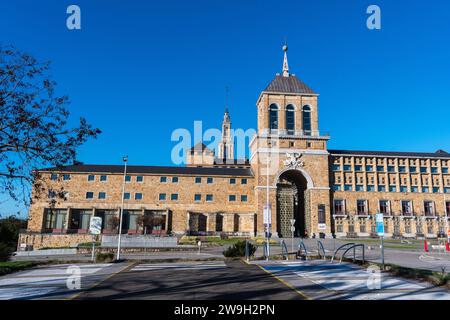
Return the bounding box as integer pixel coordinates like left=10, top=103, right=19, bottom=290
left=21, top=46, right=450, bottom=249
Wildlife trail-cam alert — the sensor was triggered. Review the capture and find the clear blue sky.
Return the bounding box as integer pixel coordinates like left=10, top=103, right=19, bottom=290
left=1, top=0, right=450, bottom=216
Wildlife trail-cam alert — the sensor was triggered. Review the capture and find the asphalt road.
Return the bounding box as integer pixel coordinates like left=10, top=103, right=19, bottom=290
left=75, top=260, right=304, bottom=300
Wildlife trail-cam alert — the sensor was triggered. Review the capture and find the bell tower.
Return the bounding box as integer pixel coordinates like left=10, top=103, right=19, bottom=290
left=250, top=44, right=332, bottom=238
left=217, top=108, right=234, bottom=161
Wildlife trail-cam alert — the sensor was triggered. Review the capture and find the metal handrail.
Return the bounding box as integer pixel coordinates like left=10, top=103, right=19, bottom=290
left=296, top=241, right=308, bottom=260
left=331, top=243, right=355, bottom=263
left=280, top=240, right=289, bottom=261
left=339, top=244, right=365, bottom=264
left=317, top=240, right=326, bottom=259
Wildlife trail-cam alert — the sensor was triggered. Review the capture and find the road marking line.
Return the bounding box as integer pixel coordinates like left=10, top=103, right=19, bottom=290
left=255, top=263, right=310, bottom=300
left=67, top=262, right=135, bottom=300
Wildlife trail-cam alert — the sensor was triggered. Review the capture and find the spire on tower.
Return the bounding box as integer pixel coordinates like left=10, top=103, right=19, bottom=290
left=224, top=86, right=230, bottom=122
left=282, top=43, right=289, bottom=77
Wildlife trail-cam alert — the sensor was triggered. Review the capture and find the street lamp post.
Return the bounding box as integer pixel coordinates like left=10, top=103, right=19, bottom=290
left=116, top=156, right=128, bottom=261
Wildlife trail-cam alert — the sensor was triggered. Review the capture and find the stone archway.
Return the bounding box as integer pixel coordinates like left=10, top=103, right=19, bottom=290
left=276, top=169, right=309, bottom=238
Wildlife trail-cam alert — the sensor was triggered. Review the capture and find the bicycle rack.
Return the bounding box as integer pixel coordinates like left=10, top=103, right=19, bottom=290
left=280, top=240, right=289, bottom=260
left=331, top=243, right=355, bottom=263
left=317, top=240, right=326, bottom=260
left=339, top=244, right=365, bottom=264
left=296, top=241, right=308, bottom=260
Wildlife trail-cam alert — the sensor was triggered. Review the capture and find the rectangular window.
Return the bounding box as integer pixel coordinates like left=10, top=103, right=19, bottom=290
left=400, top=186, right=408, bottom=193
left=343, top=165, right=351, bottom=171
left=432, top=187, right=440, bottom=193
left=367, top=185, right=375, bottom=192
left=378, top=185, right=386, bottom=192
left=446, top=201, right=450, bottom=217
left=376, top=166, right=384, bottom=172
left=241, top=195, right=248, bottom=202
left=334, top=200, right=344, bottom=215
left=333, top=185, right=341, bottom=191
left=135, top=193, right=143, bottom=200
left=241, top=178, right=247, bottom=185
left=88, top=175, right=95, bottom=181
left=100, top=175, right=107, bottom=182
left=442, top=168, right=449, bottom=174
left=387, top=166, right=395, bottom=172
left=399, top=166, right=406, bottom=173
left=445, top=187, right=450, bottom=194
left=366, top=165, right=373, bottom=172
left=206, top=194, right=213, bottom=202
left=401, top=201, right=412, bottom=216
left=344, top=185, right=352, bottom=191
left=50, top=173, right=58, bottom=180
left=229, top=195, right=236, bottom=202
left=171, top=193, right=178, bottom=201
left=355, top=185, right=364, bottom=192
left=194, top=194, right=201, bottom=201
left=389, top=186, right=397, bottom=193
left=318, top=205, right=326, bottom=224
left=86, top=192, right=94, bottom=199
left=422, top=187, right=429, bottom=193
left=63, top=174, right=71, bottom=181
left=195, top=177, right=202, bottom=184
left=420, top=167, right=427, bottom=173
left=355, top=165, right=362, bottom=172
left=159, top=193, right=166, bottom=201
left=431, top=167, right=438, bottom=173
left=424, top=201, right=434, bottom=216
left=332, top=164, right=341, bottom=171
left=136, top=176, right=144, bottom=182
left=44, top=209, right=67, bottom=230
left=207, top=177, right=213, bottom=184
left=98, top=192, right=106, bottom=199
left=123, top=192, right=130, bottom=200
left=357, top=200, right=367, bottom=215
left=125, top=175, right=131, bottom=182
left=172, top=177, right=178, bottom=183
left=229, top=178, right=236, bottom=184
left=411, top=186, right=418, bottom=193
left=379, top=200, right=390, bottom=215
left=160, top=177, right=167, bottom=183
left=410, top=166, right=417, bottom=173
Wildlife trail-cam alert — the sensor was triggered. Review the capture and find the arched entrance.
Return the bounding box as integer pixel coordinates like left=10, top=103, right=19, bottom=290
left=276, top=170, right=308, bottom=238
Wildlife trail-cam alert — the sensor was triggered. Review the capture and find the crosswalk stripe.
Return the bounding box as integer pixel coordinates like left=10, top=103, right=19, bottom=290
left=131, top=262, right=226, bottom=271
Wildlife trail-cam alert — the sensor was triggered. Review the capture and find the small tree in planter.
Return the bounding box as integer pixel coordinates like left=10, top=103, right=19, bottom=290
left=136, top=215, right=153, bottom=235
left=152, top=215, right=166, bottom=236
left=107, top=216, right=120, bottom=233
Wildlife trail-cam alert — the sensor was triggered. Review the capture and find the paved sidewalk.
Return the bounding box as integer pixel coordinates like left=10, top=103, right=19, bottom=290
left=254, top=260, right=450, bottom=300
left=0, top=262, right=129, bottom=300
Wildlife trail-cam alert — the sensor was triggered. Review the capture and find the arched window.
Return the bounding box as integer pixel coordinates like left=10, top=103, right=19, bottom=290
left=285, top=105, right=295, bottom=135
left=269, top=104, right=278, bottom=131
left=302, top=105, right=311, bottom=136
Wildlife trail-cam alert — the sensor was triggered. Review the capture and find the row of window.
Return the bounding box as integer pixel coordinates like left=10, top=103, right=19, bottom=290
left=335, top=218, right=443, bottom=235
left=84, top=192, right=249, bottom=202
left=269, top=104, right=312, bottom=135
left=159, top=193, right=248, bottom=202
left=335, top=157, right=449, bottom=167
left=334, top=199, right=450, bottom=216
left=333, top=184, right=450, bottom=194
left=333, top=165, right=449, bottom=174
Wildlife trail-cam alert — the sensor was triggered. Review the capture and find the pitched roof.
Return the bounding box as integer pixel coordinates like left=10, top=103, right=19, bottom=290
left=39, top=164, right=254, bottom=177
left=264, top=74, right=316, bottom=94
left=189, top=142, right=213, bottom=152
left=329, top=149, right=450, bottom=159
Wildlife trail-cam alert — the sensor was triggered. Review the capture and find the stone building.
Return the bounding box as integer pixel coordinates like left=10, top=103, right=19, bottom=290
left=20, top=45, right=450, bottom=249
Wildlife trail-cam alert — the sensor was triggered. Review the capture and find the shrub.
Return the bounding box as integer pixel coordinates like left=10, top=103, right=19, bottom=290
left=96, top=252, right=114, bottom=263
left=0, top=243, right=13, bottom=262
left=223, top=240, right=256, bottom=258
